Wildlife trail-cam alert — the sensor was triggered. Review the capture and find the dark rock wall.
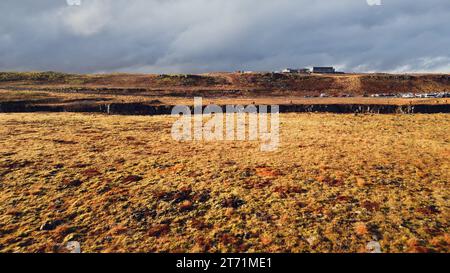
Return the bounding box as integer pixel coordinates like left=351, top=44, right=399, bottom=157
left=1, top=101, right=449, bottom=115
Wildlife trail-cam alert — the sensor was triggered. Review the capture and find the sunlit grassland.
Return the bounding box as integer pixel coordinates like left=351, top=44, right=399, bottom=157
left=0, top=113, right=448, bottom=253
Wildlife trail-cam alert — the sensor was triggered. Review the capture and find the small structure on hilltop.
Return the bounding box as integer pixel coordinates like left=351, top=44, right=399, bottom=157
left=299, top=68, right=311, bottom=73
left=282, top=68, right=299, bottom=73
left=281, top=68, right=311, bottom=74
left=313, top=67, right=336, bottom=74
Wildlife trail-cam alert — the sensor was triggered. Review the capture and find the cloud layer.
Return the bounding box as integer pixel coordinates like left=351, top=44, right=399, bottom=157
left=0, top=0, right=449, bottom=73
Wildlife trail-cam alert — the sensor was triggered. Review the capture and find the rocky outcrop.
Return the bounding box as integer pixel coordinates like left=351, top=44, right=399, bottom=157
left=0, top=101, right=448, bottom=115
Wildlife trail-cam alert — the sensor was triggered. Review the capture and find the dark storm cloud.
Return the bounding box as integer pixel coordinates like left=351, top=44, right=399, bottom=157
left=0, top=0, right=449, bottom=73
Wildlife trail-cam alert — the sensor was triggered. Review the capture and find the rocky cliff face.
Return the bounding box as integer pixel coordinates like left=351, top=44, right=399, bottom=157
left=1, top=101, right=449, bottom=115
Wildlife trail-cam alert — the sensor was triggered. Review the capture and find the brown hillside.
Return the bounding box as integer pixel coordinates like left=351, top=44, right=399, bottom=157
left=0, top=72, right=448, bottom=97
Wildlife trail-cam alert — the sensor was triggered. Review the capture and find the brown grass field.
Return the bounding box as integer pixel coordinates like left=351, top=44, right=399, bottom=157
left=0, top=90, right=448, bottom=110
left=0, top=112, right=448, bottom=253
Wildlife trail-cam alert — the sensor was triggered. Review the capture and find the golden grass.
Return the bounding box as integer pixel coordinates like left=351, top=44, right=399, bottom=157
left=147, top=96, right=450, bottom=106
left=0, top=113, right=448, bottom=253
left=1, top=89, right=448, bottom=106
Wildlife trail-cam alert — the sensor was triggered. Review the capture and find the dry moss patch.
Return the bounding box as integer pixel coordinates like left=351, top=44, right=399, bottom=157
left=0, top=113, right=448, bottom=253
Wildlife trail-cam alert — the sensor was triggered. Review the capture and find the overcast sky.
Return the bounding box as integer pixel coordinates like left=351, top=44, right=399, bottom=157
left=0, top=0, right=449, bottom=73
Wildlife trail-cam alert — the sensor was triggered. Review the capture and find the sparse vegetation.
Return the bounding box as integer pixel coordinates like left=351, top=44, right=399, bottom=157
left=0, top=71, right=78, bottom=83
left=0, top=113, right=448, bottom=253
left=155, top=74, right=229, bottom=86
